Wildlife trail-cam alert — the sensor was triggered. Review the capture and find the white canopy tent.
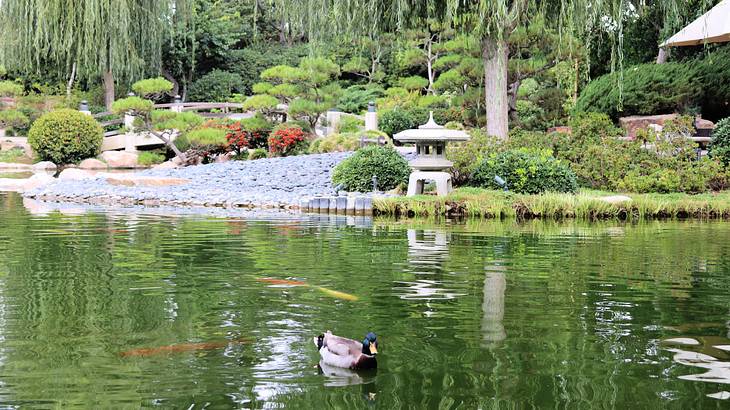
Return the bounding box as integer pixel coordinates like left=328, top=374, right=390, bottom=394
left=660, top=0, right=730, bottom=48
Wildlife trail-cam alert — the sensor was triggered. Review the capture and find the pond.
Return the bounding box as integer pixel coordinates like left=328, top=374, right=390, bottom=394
left=0, top=191, right=729, bottom=408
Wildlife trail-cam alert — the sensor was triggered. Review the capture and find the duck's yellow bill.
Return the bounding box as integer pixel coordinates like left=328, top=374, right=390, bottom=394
left=369, top=344, right=378, bottom=355
left=316, top=287, right=359, bottom=301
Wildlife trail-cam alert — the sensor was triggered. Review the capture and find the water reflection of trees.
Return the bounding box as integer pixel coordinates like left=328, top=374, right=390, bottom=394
left=3, top=190, right=730, bottom=407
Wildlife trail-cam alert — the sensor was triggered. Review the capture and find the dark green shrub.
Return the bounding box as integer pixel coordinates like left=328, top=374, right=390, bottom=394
left=225, top=44, right=308, bottom=94
left=332, top=145, right=411, bottom=192
left=514, top=100, right=548, bottom=131
left=176, top=127, right=228, bottom=163
left=28, top=109, right=103, bottom=164
left=188, top=70, right=244, bottom=102
left=379, top=108, right=429, bottom=136
left=710, top=117, right=730, bottom=165
left=575, top=62, right=701, bottom=120
left=446, top=129, right=500, bottom=186
left=471, top=149, right=578, bottom=194
left=337, top=85, right=384, bottom=113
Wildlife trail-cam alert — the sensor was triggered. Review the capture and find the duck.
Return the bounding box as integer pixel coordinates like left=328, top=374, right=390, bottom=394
left=314, top=331, right=378, bottom=370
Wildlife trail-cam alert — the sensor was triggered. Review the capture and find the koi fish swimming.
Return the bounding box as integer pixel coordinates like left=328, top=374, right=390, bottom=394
left=255, top=278, right=308, bottom=286
left=257, top=278, right=359, bottom=301
left=119, top=339, right=249, bottom=357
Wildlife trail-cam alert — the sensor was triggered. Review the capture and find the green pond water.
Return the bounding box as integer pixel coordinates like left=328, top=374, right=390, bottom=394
left=0, top=192, right=729, bottom=408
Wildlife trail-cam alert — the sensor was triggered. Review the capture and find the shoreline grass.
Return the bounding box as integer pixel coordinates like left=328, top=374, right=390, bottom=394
left=373, top=188, right=730, bottom=220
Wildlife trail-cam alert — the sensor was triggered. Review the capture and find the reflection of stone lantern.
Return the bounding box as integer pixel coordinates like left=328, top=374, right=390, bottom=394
left=394, top=112, right=469, bottom=196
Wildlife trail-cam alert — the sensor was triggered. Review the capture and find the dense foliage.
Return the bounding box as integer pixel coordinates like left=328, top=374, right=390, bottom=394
left=471, top=149, right=578, bottom=194
left=0, top=81, right=23, bottom=97
left=27, top=109, right=103, bottom=164
left=225, top=116, right=272, bottom=153
left=332, top=145, right=410, bottom=192
left=0, top=109, right=30, bottom=130
left=710, top=118, right=730, bottom=166
left=175, top=127, right=228, bottom=163
left=188, top=70, right=244, bottom=102
left=576, top=49, right=730, bottom=122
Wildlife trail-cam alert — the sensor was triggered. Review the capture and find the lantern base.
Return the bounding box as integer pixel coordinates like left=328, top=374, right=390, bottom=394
left=406, top=171, right=453, bottom=197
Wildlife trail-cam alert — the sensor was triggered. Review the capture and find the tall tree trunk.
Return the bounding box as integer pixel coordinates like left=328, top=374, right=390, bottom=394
left=656, top=47, right=668, bottom=64
left=161, top=67, right=180, bottom=97
left=426, top=40, right=435, bottom=95
left=482, top=37, right=510, bottom=139
left=103, top=70, right=115, bottom=111
left=66, top=62, right=77, bottom=102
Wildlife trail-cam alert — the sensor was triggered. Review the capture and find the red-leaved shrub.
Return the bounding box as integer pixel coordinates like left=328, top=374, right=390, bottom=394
left=268, top=126, right=307, bottom=157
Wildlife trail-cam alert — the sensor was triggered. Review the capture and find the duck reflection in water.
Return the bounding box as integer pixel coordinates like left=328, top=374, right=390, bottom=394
left=317, top=360, right=378, bottom=403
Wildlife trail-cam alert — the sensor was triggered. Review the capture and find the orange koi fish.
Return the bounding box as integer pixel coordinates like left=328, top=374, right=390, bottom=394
left=119, top=339, right=249, bottom=357
left=256, top=278, right=308, bottom=286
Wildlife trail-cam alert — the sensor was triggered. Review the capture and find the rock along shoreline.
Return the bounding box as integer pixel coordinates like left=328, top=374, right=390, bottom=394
left=22, top=152, right=385, bottom=211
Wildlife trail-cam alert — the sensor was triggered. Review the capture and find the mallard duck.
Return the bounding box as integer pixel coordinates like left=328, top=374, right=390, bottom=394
left=314, top=331, right=378, bottom=370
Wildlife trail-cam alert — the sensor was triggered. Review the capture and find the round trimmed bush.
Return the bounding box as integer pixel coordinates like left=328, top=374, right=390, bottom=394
left=332, top=145, right=411, bottom=192
left=710, top=117, right=730, bottom=165
left=471, top=149, right=578, bottom=194
left=28, top=109, right=103, bottom=164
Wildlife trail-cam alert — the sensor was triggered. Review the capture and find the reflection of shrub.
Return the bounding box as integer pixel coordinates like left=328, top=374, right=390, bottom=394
left=28, top=109, right=103, bottom=164
left=332, top=145, right=410, bottom=192
left=471, top=149, right=578, bottom=194
left=710, top=117, right=730, bottom=165
left=268, top=126, right=307, bottom=157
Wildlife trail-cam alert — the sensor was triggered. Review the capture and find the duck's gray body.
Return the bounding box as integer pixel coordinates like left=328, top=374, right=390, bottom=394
left=314, top=331, right=377, bottom=370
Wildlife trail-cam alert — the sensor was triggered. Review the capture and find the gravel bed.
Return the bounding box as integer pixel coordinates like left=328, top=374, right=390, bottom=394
left=24, top=152, right=383, bottom=209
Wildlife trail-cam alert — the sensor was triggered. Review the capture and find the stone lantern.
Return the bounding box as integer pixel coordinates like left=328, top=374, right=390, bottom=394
left=394, top=112, right=469, bottom=196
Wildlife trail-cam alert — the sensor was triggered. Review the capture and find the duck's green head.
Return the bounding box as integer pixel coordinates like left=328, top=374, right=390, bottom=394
left=362, top=332, right=378, bottom=356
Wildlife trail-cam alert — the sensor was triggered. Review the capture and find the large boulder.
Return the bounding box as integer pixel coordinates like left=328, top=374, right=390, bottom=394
left=152, top=160, right=179, bottom=170
left=22, top=173, right=55, bottom=190
left=599, top=195, right=632, bottom=205
left=105, top=175, right=189, bottom=187
left=619, top=114, right=680, bottom=140
left=32, top=161, right=57, bottom=172
left=58, top=168, right=96, bottom=180
left=79, top=158, right=108, bottom=170
left=100, top=151, right=139, bottom=168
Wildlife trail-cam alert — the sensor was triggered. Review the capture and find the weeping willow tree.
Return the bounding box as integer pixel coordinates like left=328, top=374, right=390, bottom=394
left=0, top=0, right=191, bottom=109
left=271, top=0, right=715, bottom=139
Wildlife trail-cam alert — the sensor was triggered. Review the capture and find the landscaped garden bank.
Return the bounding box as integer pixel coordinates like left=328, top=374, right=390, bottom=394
left=373, top=188, right=730, bottom=220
